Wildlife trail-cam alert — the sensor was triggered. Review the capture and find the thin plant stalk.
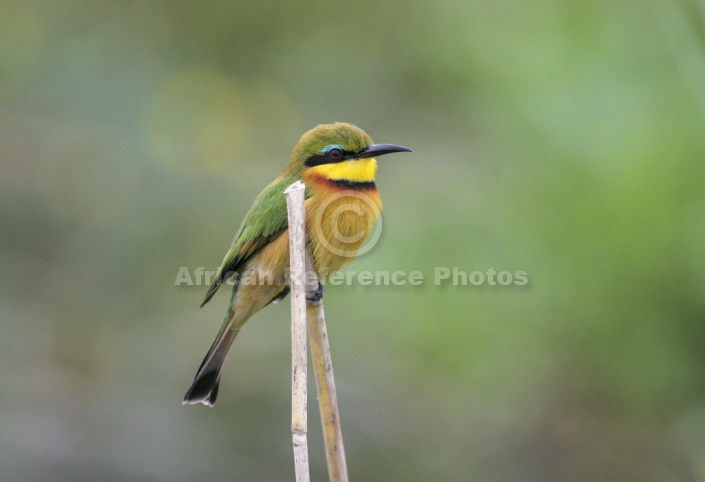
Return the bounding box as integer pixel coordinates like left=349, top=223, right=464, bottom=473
left=286, top=180, right=349, bottom=482
left=285, top=181, right=310, bottom=482
left=306, top=298, right=349, bottom=482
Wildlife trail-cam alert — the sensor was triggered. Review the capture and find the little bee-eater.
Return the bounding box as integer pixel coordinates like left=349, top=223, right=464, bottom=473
left=183, top=122, right=411, bottom=406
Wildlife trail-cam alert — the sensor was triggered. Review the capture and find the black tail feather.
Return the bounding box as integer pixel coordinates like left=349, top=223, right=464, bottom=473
left=182, top=368, right=221, bottom=406
left=182, top=328, right=239, bottom=406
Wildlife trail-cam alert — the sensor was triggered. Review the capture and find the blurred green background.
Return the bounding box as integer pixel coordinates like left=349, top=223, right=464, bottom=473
left=2, top=0, right=705, bottom=480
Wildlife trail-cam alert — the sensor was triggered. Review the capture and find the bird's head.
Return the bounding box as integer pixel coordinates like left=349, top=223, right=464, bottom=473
left=287, top=123, right=411, bottom=183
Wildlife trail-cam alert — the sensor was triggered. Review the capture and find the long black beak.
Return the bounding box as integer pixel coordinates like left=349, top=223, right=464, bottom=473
left=347, top=143, right=412, bottom=160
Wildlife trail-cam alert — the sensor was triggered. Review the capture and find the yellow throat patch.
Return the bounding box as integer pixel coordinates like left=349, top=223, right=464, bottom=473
left=308, top=158, right=378, bottom=183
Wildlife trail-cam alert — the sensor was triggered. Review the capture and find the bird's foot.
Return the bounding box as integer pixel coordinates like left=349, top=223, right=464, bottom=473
left=306, top=282, right=323, bottom=305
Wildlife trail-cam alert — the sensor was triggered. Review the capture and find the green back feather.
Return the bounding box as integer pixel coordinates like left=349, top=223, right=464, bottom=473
left=200, top=174, right=299, bottom=307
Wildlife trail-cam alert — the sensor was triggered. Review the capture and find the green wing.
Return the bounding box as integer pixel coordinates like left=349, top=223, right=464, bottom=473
left=200, top=178, right=292, bottom=307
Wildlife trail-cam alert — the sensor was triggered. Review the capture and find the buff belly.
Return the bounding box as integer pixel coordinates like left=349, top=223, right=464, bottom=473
left=306, top=190, right=382, bottom=276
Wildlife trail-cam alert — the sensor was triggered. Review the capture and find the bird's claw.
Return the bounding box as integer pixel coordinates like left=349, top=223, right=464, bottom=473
left=306, top=282, right=323, bottom=305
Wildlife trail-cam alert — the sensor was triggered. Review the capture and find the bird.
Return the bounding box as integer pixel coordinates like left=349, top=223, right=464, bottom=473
left=183, top=122, right=411, bottom=406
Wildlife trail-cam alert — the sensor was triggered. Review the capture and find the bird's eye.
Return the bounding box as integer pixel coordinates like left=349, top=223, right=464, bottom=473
left=328, top=148, right=343, bottom=160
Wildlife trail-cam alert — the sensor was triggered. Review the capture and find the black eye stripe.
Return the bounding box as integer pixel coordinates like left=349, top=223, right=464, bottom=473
left=304, top=154, right=331, bottom=167
left=304, top=148, right=356, bottom=167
